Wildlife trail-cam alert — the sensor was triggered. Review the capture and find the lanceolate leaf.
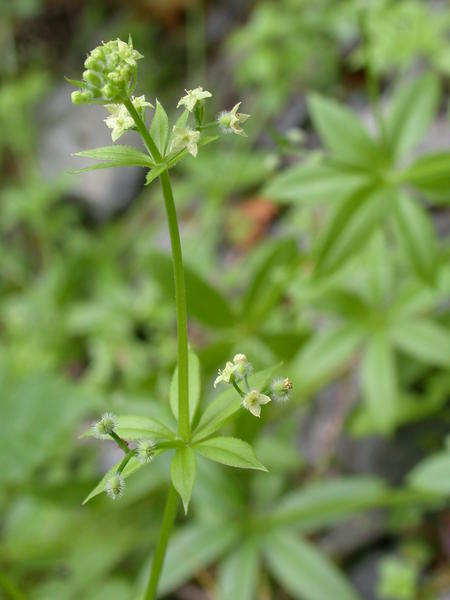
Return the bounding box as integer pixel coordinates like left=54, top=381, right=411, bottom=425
left=293, top=324, right=363, bottom=390
left=218, top=541, right=260, bottom=600
left=192, top=365, right=279, bottom=442
left=308, top=94, right=380, bottom=169
left=170, top=349, right=201, bottom=424
left=74, top=145, right=154, bottom=168
left=195, top=437, right=267, bottom=471
left=145, top=164, right=167, bottom=185
left=386, top=74, right=440, bottom=161
left=362, top=333, right=398, bottom=434
left=392, top=193, right=438, bottom=283
left=264, top=531, right=360, bottom=600
left=264, top=161, right=371, bottom=204
left=408, top=451, right=450, bottom=495
left=157, top=522, right=239, bottom=595
left=390, top=319, right=450, bottom=368
left=80, top=414, right=176, bottom=441
left=400, top=151, right=450, bottom=199
left=170, top=446, right=197, bottom=513
left=270, top=477, right=388, bottom=532
left=150, top=100, right=169, bottom=154
left=315, top=186, right=390, bottom=276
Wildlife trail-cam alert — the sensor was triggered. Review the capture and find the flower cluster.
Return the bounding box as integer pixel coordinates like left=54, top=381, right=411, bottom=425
left=71, top=38, right=143, bottom=104
left=214, top=354, right=292, bottom=418
left=104, top=95, right=153, bottom=141
left=69, top=39, right=251, bottom=159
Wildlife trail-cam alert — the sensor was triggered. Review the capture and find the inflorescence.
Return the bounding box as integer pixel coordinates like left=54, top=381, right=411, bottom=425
left=214, top=354, right=292, bottom=418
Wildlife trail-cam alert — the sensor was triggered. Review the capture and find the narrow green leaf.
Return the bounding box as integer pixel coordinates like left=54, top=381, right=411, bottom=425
left=264, top=531, right=360, bottom=600
left=386, top=74, right=440, bottom=160
left=408, top=451, right=450, bottom=495
left=150, top=100, right=169, bottom=154
left=271, top=477, right=387, bottom=532
left=242, top=237, right=299, bottom=322
left=315, top=186, right=390, bottom=276
left=308, top=93, right=380, bottom=168
left=157, top=522, right=239, bottom=595
left=79, top=414, right=175, bottom=441
left=218, top=541, right=260, bottom=600
left=145, top=164, right=167, bottom=185
left=264, top=161, right=370, bottom=204
left=74, top=145, right=153, bottom=167
left=293, top=324, right=363, bottom=390
left=170, top=446, right=197, bottom=513
left=390, top=319, right=450, bottom=368
left=362, top=333, right=398, bottom=434
left=195, top=437, right=267, bottom=471
left=192, top=365, right=279, bottom=442
left=392, top=193, right=438, bottom=283
left=400, top=151, right=450, bottom=200
left=170, top=349, right=201, bottom=424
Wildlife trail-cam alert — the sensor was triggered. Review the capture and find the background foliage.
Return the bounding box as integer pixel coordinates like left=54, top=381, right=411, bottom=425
left=0, top=1, right=449, bottom=599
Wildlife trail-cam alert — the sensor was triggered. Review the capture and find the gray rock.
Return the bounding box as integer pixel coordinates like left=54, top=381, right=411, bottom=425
left=37, top=83, right=145, bottom=220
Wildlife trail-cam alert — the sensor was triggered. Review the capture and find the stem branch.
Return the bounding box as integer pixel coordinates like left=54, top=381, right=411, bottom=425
left=143, top=484, right=179, bottom=600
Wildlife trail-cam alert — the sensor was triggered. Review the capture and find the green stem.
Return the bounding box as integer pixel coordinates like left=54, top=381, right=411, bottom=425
left=123, top=96, right=162, bottom=162
left=124, top=93, right=190, bottom=441
left=143, top=484, right=179, bottom=600
left=117, top=450, right=136, bottom=474
left=0, top=571, right=26, bottom=600
left=160, top=169, right=190, bottom=441
left=124, top=93, right=191, bottom=599
left=109, top=431, right=130, bottom=453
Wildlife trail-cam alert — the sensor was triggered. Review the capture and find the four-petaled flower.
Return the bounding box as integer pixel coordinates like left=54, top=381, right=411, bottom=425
left=218, top=102, right=250, bottom=137
left=214, top=361, right=236, bottom=388
left=177, top=86, right=212, bottom=112
left=242, top=389, right=272, bottom=418
left=104, top=95, right=153, bottom=141
left=170, top=126, right=201, bottom=157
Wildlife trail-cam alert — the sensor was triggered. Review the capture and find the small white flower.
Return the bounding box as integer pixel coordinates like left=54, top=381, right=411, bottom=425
left=271, top=377, right=292, bottom=403
left=232, top=353, right=253, bottom=380
left=104, top=95, right=153, bottom=141
left=106, top=473, right=125, bottom=500
left=218, top=102, right=250, bottom=137
left=94, top=412, right=118, bottom=437
left=177, top=86, right=212, bottom=112
left=214, top=361, right=236, bottom=388
left=170, top=126, right=201, bottom=157
left=242, top=389, right=271, bottom=418
left=137, top=439, right=155, bottom=464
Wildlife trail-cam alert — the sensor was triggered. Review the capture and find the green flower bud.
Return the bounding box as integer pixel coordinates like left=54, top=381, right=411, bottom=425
left=106, top=474, right=125, bottom=500
left=137, top=440, right=155, bottom=464
left=94, top=412, right=118, bottom=437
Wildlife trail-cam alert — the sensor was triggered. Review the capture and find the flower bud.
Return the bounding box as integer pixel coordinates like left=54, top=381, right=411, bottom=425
left=106, top=474, right=125, bottom=500
left=233, top=353, right=253, bottom=380
left=94, top=412, right=118, bottom=437
left=271, top=377, right=292, bottom=403
left=137, top=440, right=155, bottom=464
